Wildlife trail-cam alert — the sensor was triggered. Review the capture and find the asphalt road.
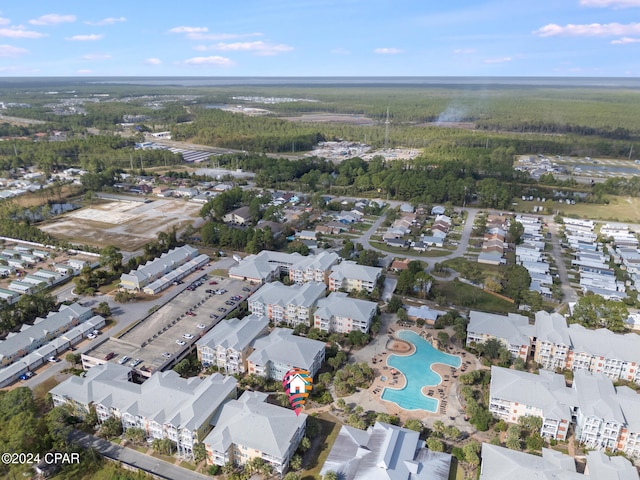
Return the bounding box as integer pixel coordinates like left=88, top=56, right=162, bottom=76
left=69, top=431, right=211, bottom=480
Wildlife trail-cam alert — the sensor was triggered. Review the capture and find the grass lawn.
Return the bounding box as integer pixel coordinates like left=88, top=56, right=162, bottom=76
left=514, top=196, right=640, bottom=222
left=98, top=278, right=121, bottom=294
left=179, top=461, right=196, bottom=471
left=434, top=280, right=517, bottom=313
left=300, top=413, right=342, bottom=480
left=150, top=451, right=175, bottom=463
left=210, top=269, right=228, bottom=277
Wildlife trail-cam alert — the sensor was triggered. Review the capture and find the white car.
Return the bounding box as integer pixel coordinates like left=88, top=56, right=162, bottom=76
left=183, top=333, right=194, bottom=340
left=87, top=333, right=97, bottom=339
left=162, top=352, right=172, bottom=359
left=47, top=356, right=58, bottom=363
left=176, top=339, right=186, bottom=346
left=197, top=323, right=206, bottom=329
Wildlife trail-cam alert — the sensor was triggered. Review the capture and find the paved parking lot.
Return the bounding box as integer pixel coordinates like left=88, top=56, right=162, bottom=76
left=83, top=276, right=257, bottom=374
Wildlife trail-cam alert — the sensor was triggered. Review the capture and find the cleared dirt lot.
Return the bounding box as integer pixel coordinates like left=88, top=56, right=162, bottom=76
left=39, top=198, right=201, bottom=250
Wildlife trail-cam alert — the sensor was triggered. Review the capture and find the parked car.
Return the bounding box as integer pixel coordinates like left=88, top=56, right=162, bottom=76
left=162, top=352, right=172, bottom=359
left=129, top=359, right=142, bottom=367
left=105, top=352, right=116, bottom=361
left=19, top=372, right=34, bottom=380
left=183, top=333, right=194, bottom=339
left=209, top=313, right=218, bottom=319
left=47, top=356, right=58, bottom=363
left=87, top=333, right=96, bottom=339
left=209, top=281, right=218, bottom=285
left=118, top=356, right=130, bottom=365
left=176, top=339, right=186, bottom=346
left=197, top=323, right=206, bottom=329
left=242, top=287, right=251, bottom=292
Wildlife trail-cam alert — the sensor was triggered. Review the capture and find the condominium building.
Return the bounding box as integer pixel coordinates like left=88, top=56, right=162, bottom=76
left=289, top=251, right=340, bottom=284
left=479, top=444, right=639, bottom=480
left=313, top=292, right=377, bottom=334
left=247, top=328, right=325, bottom=380
left=328, top=261, right=382, bottom=293
left=50, top=363, right=237, bottom=459
left=488, top=366, right=575, bottom=441
left=534, top=311, right=640, bottom=384
left=320, top=421, right=452, bottom=480
left=488, top=366, right=640, bottom=458
left=465, top=311, right=534, bottom=361
left=204, top=391, right=306, bottom=475
left=248, top=281, right=326, bottom=327
left=196, top=315, right=269, bottom=374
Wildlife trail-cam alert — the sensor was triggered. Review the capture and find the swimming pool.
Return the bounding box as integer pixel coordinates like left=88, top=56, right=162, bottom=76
left=381, top=330, right=461, bottom=412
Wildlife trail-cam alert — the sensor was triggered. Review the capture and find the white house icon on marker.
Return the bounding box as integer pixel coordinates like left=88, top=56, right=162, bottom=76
left=289, top=374, right=307, bottom=394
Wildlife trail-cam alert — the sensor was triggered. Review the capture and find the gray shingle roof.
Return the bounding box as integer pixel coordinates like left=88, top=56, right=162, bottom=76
left=204, top=391, right=306, bottom=459
left=329, top=261, right=381, bottom=283
left=320, top=422, right=451, bottom=480
left=314, top=292, right=377, bottom=324
left=50, top=363, right=237, bottom=431
left=247, top=328, right=325, bottom=372
left=479, top=444, right=583, bottom=480
left=468, top=311, right=534, bottom=346
left=250, top=281, right=326, bottom=309
left=196, top=315, right=269, bottom=352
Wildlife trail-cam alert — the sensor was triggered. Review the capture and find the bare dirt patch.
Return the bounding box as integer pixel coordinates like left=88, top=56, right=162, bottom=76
left=39, top=198, right=200, bottom=250
left=282, top=113, right=377, bottom=125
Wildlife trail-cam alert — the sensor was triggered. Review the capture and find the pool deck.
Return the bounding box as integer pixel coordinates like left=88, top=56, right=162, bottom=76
left=363, top=325, right=480, bottom=423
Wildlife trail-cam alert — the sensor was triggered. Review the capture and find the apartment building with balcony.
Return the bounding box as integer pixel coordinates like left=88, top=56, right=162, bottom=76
left=488, top=366, right=640, bottom=458
left=465, top=311, right=534, bottom=361
left=248, top=281, right=326, bottom=327
left=289, top=251, right=340, bottom=284
left=50, top=363, right=237, bottom=459
left=313, top=292, right=377, bottom=334
left=488, top=366, right=576, bottom=441
left=196, top=315, right=269, bottom=374
left=247, top=328, right=325, bottom=380
left=204, top=391, right=306, bottom=475
left=328, top=261, right=382, bottom=293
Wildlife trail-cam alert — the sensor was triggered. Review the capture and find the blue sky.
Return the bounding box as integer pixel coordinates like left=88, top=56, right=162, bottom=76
left=0, top=0, right=639, bottom=76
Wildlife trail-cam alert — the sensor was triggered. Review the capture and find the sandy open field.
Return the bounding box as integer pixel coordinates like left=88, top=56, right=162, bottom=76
left=39, top=198, right=201, bottom=250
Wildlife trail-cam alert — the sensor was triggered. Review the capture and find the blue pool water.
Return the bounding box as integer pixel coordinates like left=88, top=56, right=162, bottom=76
left=381, top=330, right=462, bottom=412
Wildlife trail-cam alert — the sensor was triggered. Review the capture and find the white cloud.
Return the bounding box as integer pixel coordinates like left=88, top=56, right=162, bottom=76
left=484, top=57, right=512, bottom=63
left=0, top=44, right=28, bottom=57
left=199, top=41, right=293, bottom=56
left=453, top=48, right=477, bottom=54
left=29, top=14, right=76, bottom=26
left=0, top=17, right=10, bottom=25
left=169, top=26, right=208, bottom=34
left=580, top=0, right=640, bottom=7
left=183, top=55, right=235, bottom=66
left=77, top=69, right=93, bottom=74
left=611, top=36, right=640, bottom=43
left=145, top=58, right=162, bottom=65
left=0, top=27, right=46, bottom=39
left=82, top=53, right=112, bottom=60
left=331, top=47, right=351, bottom=55
left=66, top=34, right=103, bottom=41
left=85, top=17, right=126, bottom=26
left=534, top=22, right=640, bottom=37
left=374, top=47, right=403, bottom=54
left=186, top=32, right=262, bottom=41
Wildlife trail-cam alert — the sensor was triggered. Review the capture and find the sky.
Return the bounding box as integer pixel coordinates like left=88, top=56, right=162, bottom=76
left=0, top=0, right=639, bottom=77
